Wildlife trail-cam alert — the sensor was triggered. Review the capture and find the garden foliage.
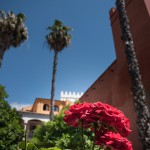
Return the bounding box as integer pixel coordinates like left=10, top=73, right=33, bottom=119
left=0, top=84, right=24, bottom=150
left=32, top=105, right=96, bottom=149
left=32, top=101, right=133, bottom=150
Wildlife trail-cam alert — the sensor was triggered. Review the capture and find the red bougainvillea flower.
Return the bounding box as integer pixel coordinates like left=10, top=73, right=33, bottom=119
left=89, top=102, right=131, bottom=137
left=63, top=102, right=92, bottom=127
left=95, top=131, right=133, bottom=150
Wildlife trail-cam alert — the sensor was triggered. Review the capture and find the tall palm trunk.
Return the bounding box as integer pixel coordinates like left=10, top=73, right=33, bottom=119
left=0, top=49, right=5, bottom=67
left=50, top=51, right=58, bottom=120
left=0, top=33, right=8, bottom=67
left=116, top=0, right=150, bottom=149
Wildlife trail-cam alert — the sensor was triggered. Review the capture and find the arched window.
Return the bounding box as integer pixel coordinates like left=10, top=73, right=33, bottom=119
left=54, top=105, right=59, bottom=112
left=43, top=104, right=49, bottom=111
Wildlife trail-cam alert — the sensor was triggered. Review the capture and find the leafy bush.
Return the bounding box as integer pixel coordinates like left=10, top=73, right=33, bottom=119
left=41, top=147, right=61, bottom=150
left=19, top=140, right=39, bottom=150
left=0, top=85, right=24, bottom=150
left=31, top=105, right=94, bottom=149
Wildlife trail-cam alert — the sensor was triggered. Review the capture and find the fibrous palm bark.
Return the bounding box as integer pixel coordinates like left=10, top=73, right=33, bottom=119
left=50, top=50, right=58, bottom=120
left=46, top=20, right=71, bottom=120
left=116, top=0, right=150, bottom=149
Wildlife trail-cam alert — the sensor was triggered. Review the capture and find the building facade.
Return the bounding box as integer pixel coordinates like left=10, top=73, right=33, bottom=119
left=19, top=91, right=82, bottom=138
left=80, top=0, right=150, bottom=149
left=19, top=98, right=72, bottom=138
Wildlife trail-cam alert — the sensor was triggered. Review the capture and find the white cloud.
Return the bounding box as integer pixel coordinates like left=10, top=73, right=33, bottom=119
left=10, top=102, right=31, bottom=110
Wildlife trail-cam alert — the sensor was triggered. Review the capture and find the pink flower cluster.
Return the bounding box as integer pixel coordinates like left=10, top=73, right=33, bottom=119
left=63, top=102, right=133, bottom=150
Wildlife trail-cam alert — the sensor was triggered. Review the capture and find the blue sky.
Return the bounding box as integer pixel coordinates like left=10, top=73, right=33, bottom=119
left=0, top=0, right=116, bottom=109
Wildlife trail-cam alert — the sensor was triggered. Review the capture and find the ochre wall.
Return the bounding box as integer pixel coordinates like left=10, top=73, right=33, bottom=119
left=80, top=0, right=150, bottom=149
left=31, top=98, right=72, bottom=115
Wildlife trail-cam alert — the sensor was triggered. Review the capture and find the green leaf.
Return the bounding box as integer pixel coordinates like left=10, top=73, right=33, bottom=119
left=54, top=20, right=62, bottom=27
left=17, top=13, right=26, bottom=21
left=62, top=26, right=72, bottom=31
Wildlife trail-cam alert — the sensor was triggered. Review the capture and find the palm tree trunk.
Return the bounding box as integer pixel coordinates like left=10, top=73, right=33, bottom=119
left=50, top=50, right=58, bottom=120
left=0, top=49, right=4, bottom=67
left=116, top=0, right=150, bottom=149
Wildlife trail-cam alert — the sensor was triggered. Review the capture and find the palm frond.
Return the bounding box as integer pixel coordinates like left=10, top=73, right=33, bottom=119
left=46, top=20, right=72, bottom=52
left=0, top=10, right=28, bottom=66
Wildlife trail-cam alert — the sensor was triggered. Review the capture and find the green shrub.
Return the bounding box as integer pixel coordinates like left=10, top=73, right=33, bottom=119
left=31, top=105, right=94, bottom=149
left=40, top=148, right=61, bottom=150
left=19, top=140, right=38, bottom=150
left=0, top=85, right=24, bottom=150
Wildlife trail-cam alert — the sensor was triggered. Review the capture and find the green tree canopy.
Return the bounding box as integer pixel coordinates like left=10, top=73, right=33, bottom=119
left=0, top=84, right=24, bottom=150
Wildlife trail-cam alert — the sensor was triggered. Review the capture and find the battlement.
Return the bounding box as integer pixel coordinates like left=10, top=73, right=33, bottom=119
left=60, top=91, right=83, bottom=102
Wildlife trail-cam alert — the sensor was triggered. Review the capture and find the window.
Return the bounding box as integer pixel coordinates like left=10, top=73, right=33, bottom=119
left=54, top=105, right=59, bottom=112
left=43, top=104, right=49, bottom=111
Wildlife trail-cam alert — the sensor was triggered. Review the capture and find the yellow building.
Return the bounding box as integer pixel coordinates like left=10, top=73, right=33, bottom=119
left=19, top=91, right=83, bottom=138
left=19, top=98, right=73, bottom=138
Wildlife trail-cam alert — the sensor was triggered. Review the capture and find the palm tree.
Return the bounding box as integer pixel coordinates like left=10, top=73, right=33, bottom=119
left=115, top=0, right=150, bottom=149
left=0, top=11, right=28, bottom=67
left=46, top=20, right=72, bottom=120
